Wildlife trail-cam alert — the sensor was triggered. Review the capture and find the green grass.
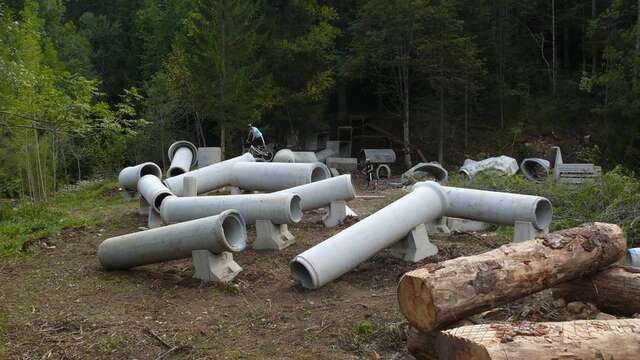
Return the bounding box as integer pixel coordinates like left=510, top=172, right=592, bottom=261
left=446, top=166, right=640, bottom=247
left=0, top=180, right=128, bottom=259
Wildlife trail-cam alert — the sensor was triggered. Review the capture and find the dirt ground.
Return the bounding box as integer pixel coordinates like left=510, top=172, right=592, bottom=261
left=0, top=177, right=602, bottom=360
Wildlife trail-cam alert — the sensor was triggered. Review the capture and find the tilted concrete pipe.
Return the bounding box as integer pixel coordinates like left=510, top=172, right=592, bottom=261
left=118, top=162, right=162, bottom=192
left=97, top=210, right=247, bottom=270
left=290, top=181, right=448, bottom=289
left=138, top=175, right=174, bottom=212
left=160, top=193, right=303, bottom=225
left=273, top=149, right=319, bottom=163
left=164, top=152, right=255, bottom=196
left=274, top=174, right=356, bottom=211
left=228, top=162, right=330, bottom=192
left=442, top=186, right=553, bottom=231
left=520, top=158, right=551, bottom=182
left=167, top=140, right=198, bottom=177
left=315, top=148, right=337, bottom=163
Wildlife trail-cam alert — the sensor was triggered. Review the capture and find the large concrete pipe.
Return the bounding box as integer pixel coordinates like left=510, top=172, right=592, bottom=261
left=315, top=148, right=337, bottom=163
left=138, top=175, right=174, bottom=212
left=167, top=140, right=198, bottom=177
left=160, top=193, right=303, bottom=225
left=228, top=162, right=330, bottom=192
left=442, top=186, right=553, bottom=230
left=118, top=162, right=162, bottom=192
left=273, top=149, right=319, bottom=163
left=98, top=210, right=247, bottom=270
left=164, top=153, right=255, bottom=196
left=274, top=174, right=356, bottom=211
left=290, top=181, right=448, bottom=289
left=520, top=158, right=551, bottom=182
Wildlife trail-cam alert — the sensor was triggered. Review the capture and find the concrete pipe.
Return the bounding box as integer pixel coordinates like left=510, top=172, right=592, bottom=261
left=97, top=210, right=247, bottom=270
left=118, top=162, right=162, bottom=192
left=520, top=158, right=551, bottom=182
left=164, top=152, right=255, bottom=196
left=290, top=181, right=448, bottom=289
left=625, top=248, right=640, bottom=267
left=442, top=186, right=553, bottom=231
left=229, top=162, right=330, bottom=192
left=274, top=174, right=356, bottom=211
left=160, top=193, right=303, bottom=225
left=167, top=141, right=198, bottom=177
left=315, top=148, right=337, bottom=163
left=138, top=175, right=174, bottom=212
left=273, top=149, right=319, bottom=163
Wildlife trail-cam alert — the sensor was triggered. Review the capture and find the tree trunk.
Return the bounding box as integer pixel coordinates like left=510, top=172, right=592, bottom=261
left=592, top=0, right=597, bottom=74
left=563, top=26, right=569, bottom=68
left=552, top=0, right=557, bottom=95
left=435, top=319, right=640, bottom=360
left=438, top=85, right=444, bottom=164
left=553, top=266, right=640, bottom=316
left=33, top=127, right=46, bottom=199
left=402, top=63, right=412, bottom=169
left=398, top=223, right=626, bottom=331
left=407, top=328, right=440, bottom=360
left=634, top=0, right=640, bottom=89
left=464, top=81, right=469, bottom=149
left=220, top=124, right=226, bottom=161
left=337, top=79, right=347, bottom=124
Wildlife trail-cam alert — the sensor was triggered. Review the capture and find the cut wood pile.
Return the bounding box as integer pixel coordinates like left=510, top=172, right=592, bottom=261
left=397, top=223, right=640, bottom=359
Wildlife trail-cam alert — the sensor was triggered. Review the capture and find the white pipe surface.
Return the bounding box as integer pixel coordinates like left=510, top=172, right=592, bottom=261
left=228, top=162, right=330, bottom=192
left=167, top=140, right=198, bottom=177
left=98, top=210, right=247, bottom=270
left=315, top=148, right=337, bottom=163
left=290, top=181, right=448, bottom=289
left=442, top=186, right=553, bottom=230
left=118, top=162, right=162, bottom=192
left=274, top=175, right=356, bottom=211
left=273, top=149, right=319, bottom=163
left=164, top=153, right=255, bottom=196
left=160, top=193, right=303, bottom=224
left=138, top=175, right=174, bottom=212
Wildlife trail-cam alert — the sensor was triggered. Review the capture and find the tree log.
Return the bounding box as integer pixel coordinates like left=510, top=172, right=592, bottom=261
left=435, top=319, right=640, bottom=359
left=406, top=328, right=440, bottom=360
left=553, top=266, right=640, bottom=316
left=398, top=223, right=625, bottom=331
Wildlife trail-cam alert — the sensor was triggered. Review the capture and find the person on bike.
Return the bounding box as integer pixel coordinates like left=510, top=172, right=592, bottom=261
left=362, top=159, right=375, bottom=189
left=247, top=124, right=266, bottom=148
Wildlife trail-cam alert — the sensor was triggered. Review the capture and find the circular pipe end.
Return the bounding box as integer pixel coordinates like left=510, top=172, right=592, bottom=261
left=289, top=256, right=318, bottom=289
left=413, top=181, right=449, bottom=211
left=520, top=158, right=550, bottom=182
left=167, top=167, right=186, bottom=178
left=343, top=174, right=357, bottom=199
left=167, top=140, right=198, bottom=165
left=273, top=149, right=295, bottom=163
left=533, top=198, right=553, bottom=230
left=153, top=191, right=173, bottom=213
left=140, top=162, right=163, bottom=179
left=218, top=210, right=248, bottom=252
left=288, top=194, right=303, bottom=223
left=311, top=163, right=331, bottom=182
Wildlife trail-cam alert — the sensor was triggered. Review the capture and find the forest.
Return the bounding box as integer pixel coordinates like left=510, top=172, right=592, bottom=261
left=2, top=0, right=640, bottom=199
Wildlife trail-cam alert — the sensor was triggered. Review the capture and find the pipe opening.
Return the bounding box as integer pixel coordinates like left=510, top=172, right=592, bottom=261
left=141, top=163, right=161, bottom=178
left=154, top=192, right=172, bottom=211
left=521, top=159, right=549, bottom=182
left=221, top=214, right=247, bottom=251
left=289, top=195, right=303, bottom=223
left=290, top=260, right=314, bottom=289
left=311, top=166, right=329, bottom=182
left=534, top=199, right=553, bottom=230
left=376, top=164, right=391, bottom=179
left=168, top=167, right=185, bottom=178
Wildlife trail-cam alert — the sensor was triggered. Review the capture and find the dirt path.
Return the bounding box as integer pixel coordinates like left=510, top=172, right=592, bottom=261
left=0, top=179, right=497, bottom=359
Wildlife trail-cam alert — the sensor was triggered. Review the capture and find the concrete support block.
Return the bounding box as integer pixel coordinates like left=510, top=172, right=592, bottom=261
left=138, top=197, right=150, bottom=216
left=513, top=220, right=548, bottom=242
left=329, top=168, right=340, bottom=177
left=229, top=186, right=243, bottom=195
left=192, top=250, right=242, bottom=283
left=148, top=209, right=163, bottom=229
left=197, top=147, right=222, bottom=168
left=322, top=200, right=347, bottom=227
left=183, top=176, right=197, bottom=197
left=446, top=217, right=493, bottom=233
left=425, top=217, right=451, bottom=237
left=390, top=223, right=438, bottom=262
left=326, top=157, right=358, bottom=172
left=253, top=220, right=295, bottom=250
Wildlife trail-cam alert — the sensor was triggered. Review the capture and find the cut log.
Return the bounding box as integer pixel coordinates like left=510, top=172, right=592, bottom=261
left=435, top=319, right=640, bottom=360
left=398, top=223, right=626, bottom=331
left=553, top=266, right=640, bottom=316
left=407, top=328, right=439, bottom=360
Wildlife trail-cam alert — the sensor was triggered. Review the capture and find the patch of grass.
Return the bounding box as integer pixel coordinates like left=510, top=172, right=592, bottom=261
left=0, top=312, right=8, bottom=356
left=446, top=167, right=640, bottom=247
left=355, top=320, right=374, bottom=336
left=0, top=180, right=127, bottom=259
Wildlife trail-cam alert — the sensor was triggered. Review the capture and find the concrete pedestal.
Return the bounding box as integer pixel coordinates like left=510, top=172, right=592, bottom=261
left=253, top=220, right=295, bottom=250
left=513, top=221, right=549, bottom=242
left=323, top=200, right=347, bottom=227
left=192, top=250, right=242, bottom=283
left=390, top=223, right=438, bottom=262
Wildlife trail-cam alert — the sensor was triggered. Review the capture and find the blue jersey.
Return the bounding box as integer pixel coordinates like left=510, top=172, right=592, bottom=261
left=250, top=126, right=263, bottom=139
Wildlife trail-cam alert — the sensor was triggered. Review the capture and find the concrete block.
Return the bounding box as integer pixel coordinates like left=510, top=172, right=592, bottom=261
left=138, top=197, right=150, bottom=216
left=192, top=250, right=242, bottom=283
left=253, top=220, right=296, bottom=250
left=513, top=220, right=548, bottom=242
left=447, top=217, right=493, bottom=232
left=390, top=223, right=438, bottom=262
left=425, top=217, right=451, bottom=237
left=148, top=209, right=163, bottom=229
left=326, top=157, right=358, bottom=172
left=322, top=200, right=347, bottom=227
left=197, top=147, right=222, bottom=168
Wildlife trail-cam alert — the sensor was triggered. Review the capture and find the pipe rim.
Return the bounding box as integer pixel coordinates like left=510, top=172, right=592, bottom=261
left=413, top=181, right=449, bottom=210
left=218, top=210, right=248, bottom=252
left=153, top=191, right=173, bottom=212
left=289, top=256, right=319, bottom=289
left=288, top=194, right=304, bottom=223
left=342, top=174, right=357, bottom=199
left=167, top=140, right=198, bottom=166
left=311, top=164, right=331, bottom=182
left=532, top=198, right=553, bottom=230
left=520, top=158, right=550, bottom=182
left=140, top=162, right=163, bottom=179
left=273, top=149, right=295, bottom=163
left=167, top=167, right=186, bottom=178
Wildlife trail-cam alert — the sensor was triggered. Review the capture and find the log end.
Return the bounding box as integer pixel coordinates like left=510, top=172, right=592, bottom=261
left=398, top=271, right=438, bottom=331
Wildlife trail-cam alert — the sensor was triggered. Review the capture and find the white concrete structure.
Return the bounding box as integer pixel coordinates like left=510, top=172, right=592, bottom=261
left=160, top=193, right=303, bottom=225
left=167, top=141, right=198, bottom=177
left=459, top=156, right=519, bottom=179
left=315, top=148, right=337, bottom=163
left=520, top=158, right=551, bottom=182
left=228, top=162, right=330, bottom=192
left=290, top=181, right=448, bottom=289
left=118, top=162, right=162, bottom=193
left=97, top=210, right=247, bottom=270
left=197, top=147, right=222, bottom=168
left=326, top=157, right=358, bottom=172
left=137, top=175, right=174, bottom=212
left=273, top=149, right=319, bottom=163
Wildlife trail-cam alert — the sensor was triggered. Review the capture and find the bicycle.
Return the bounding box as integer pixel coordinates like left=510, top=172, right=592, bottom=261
left=246, top=144, right=274, bottom=162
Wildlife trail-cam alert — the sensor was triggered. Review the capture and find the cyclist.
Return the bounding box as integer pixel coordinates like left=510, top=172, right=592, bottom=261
left=247, top=124, right=266, bottom=148
left=362, top=159, right=375, bottom=189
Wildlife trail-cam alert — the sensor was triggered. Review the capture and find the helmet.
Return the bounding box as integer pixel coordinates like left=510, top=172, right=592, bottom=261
left=248, top=123, right=253, bottom=127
